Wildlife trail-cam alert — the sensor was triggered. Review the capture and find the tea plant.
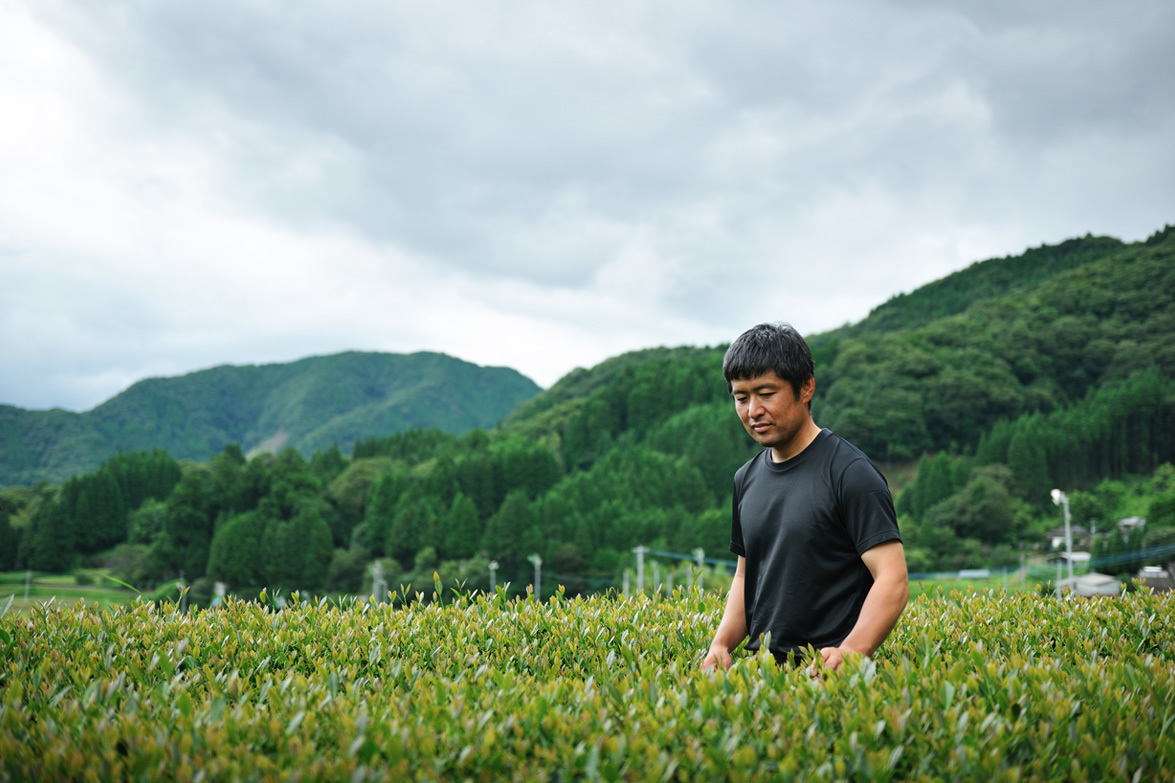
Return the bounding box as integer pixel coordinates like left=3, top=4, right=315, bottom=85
left=1, top=585, right=1172, bottom=781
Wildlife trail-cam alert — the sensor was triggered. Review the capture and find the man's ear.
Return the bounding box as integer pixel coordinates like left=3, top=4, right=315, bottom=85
left=800, top=375, right=815, bottom=404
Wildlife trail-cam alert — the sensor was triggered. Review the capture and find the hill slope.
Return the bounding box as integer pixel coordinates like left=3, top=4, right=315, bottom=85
left=504, top=226, right=1175, bottom=468
left=0, top=352, right=540, bottom=486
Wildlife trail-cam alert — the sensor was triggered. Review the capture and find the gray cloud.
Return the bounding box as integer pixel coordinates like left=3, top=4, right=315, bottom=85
left=1, top=0, right=1172, bottom=411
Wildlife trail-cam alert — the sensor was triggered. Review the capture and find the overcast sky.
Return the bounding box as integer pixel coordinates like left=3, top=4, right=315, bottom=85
left=2, top=1, right=1172, bottom=412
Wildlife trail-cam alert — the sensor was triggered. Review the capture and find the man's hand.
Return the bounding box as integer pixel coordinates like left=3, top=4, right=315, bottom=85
left=810, top=646, right=862, bottom=676
left=700, top=557, right=747, bottom=673
left=701, top=643, right=733, bottom=672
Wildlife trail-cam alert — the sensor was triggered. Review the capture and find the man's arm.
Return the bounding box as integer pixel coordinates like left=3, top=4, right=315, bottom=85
left=701, top=556, right=748, bottom=671
left=818, top=540, right=909, bottom=672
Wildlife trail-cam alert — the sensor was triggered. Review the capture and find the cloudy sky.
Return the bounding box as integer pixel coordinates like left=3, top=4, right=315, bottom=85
left=2, top=1, right=1172, bottom=412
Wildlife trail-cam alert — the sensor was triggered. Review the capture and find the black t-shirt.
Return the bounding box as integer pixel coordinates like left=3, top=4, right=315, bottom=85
left=730, top=429, right=901, bottom=660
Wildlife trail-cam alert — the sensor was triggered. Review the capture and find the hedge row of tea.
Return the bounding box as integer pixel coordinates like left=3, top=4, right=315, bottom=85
left=2, top=587, right=1173, bottom=781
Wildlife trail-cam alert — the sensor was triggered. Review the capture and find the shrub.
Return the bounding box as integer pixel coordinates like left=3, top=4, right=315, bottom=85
left=1, top=588, right=1172, bottom=780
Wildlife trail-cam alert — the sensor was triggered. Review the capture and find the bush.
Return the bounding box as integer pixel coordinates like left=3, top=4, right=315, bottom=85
left=2, top=589, right=1173, bottom=780
left=325, top=548, right=366, bottom=593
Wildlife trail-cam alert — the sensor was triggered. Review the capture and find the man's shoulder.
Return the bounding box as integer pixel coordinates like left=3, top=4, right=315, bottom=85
left=733, top=449, right=767, bottom=484
left=820, top=430, right=891, bottom=491
left=819, top=430, right=878, bottom=466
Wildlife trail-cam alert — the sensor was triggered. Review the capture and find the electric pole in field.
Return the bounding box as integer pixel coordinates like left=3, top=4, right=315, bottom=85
left=1051, top=488, right=1074, bottom=596
left=528, top=554, right=542, bottom=601
left=632, top=546, right=648, bottom=594
left=371, top=560, right=387, bottom=603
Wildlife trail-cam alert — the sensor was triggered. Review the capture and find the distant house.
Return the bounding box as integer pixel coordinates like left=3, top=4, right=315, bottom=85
left=1046, top=526, right=1089, bottom=550
left=1138, top=566, right=1174, bottom=593
left=1117, top=516, right=1146, bottom=537
left=1047, top=551, right=1091, bottom=566
left=1047, top=551, right=1093, bottom=593
left=1058, top=572, right=1123, bottom=597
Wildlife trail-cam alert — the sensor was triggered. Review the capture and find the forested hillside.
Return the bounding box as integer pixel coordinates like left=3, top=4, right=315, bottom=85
left=3, top=225, right=1173, bottom=600
left=0, top=352, right=540, bottom=486
left=812, top=226, right=1175, bottom=461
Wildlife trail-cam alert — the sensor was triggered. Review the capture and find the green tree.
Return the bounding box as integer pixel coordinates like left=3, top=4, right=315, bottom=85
left=925, top=465, right=1020, bottom=545
left=425, top=456, right=461, bottom=509
left=362, top=469, right=409, bottom=556
left=898, top=453, right=958, bottom=520
left=206, top=447, right=248, bottom=519
left=325, top=548, right=366, bottom=593
left=128, top=499, right=169, bottom=545
left=562, top=396, right=618, bottom=470
left=74, top=467, right=127, bottom=554
left=1068, top=489, right=1110, bottom=532
left=672, top=507, right=731, bottom=561
left=1007, top=422, right=1049, bottom=501
left=324, top=457, right=395, bottom=547
left=387, top=487, right=440, bottom=564
left=456, top=452, right=496, bottom=521
left=309, top=443, right=348, bottom=483
left=293, top=507, right=334, bottom=590
left=484, top=489, right=535, bottom=561
left=0, top=504, right=16, bottom=571
left=441, top=493, right=481, bottom=560
left=259, top=449, right=321, bottom=522
left=157, top=468, right=214, bottom=578
left=261, top=505, right=333, bottom=591
left=206, top=511, right=267, bottom=588
left=646, top=403, right=752, bottom=500
left=26, top=493, right=72, bottom=572
left=826, top=386, right=931, bottom=462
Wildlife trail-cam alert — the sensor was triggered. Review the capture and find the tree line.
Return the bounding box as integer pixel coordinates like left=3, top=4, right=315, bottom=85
left=4, top=361, right=1174, bottom=601
left=3, top=228, right=1175, bottom=598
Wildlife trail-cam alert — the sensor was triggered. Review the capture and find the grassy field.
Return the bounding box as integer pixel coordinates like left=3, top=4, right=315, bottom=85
left=2, top=585, right=1172, bottom=780
left=0, top=569, right=140, bottom=613
left=2, top=565, right=1072, bottom=614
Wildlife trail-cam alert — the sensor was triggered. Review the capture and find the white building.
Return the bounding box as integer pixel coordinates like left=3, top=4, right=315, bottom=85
left=1058, top=572, right=1123, bottom=597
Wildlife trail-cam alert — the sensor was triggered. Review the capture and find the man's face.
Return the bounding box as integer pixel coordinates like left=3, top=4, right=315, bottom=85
left=730, top=370, right=814, bottom=459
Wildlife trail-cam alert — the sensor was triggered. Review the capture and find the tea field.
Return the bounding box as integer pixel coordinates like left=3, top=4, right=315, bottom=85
left=1, top=585, right=1172, bottom=781
left=0, top=570, right=138, bottom=615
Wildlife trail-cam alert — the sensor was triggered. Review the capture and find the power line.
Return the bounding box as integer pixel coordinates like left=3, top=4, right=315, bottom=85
left=645, top=548, right=737, bottom=567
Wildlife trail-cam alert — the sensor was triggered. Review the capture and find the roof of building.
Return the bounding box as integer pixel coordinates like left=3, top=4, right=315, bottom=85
left=1046, top=551, right=1092, bottom=563
left=1138, top=566, right=1175, bottom=592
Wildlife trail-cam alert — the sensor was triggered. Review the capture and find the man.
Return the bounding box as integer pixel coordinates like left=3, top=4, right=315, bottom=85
left=702, top=323, right=908, bottom=672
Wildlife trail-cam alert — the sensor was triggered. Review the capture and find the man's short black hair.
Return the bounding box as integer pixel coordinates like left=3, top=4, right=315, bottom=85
left=722, top=322, right=815, bottom=397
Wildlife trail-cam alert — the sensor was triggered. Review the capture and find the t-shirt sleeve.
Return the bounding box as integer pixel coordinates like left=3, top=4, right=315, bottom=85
left=730, top=478, right=746, bottom=557
left=839, top=458, right=902, bottom=555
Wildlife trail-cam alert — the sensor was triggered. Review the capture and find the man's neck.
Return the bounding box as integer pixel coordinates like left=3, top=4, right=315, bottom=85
left=769, top=420, right=822, bottom=463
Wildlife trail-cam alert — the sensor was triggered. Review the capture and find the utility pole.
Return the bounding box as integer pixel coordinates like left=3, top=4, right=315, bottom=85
left=371, top=560, right=386, bottom=603
left=632, top=546, right=648, bottom=595
left=527, top=554, right=542, bottom=601
left=1051, top=489, right=1074, bottom=595
left=489, top=560, right=498, bottom=592
left=694, top=548, right=705, bottom=591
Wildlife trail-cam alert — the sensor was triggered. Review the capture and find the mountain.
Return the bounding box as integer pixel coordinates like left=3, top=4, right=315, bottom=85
left=504, top=225, right=1175, bottom=468
left=0, top=352, right=541, bottom=487
left=8, top=224, right=1175, bottom=588
left=808, top=225, right=1175, bottom=462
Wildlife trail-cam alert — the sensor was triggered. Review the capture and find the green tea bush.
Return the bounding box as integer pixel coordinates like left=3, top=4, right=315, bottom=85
left=1, top=585, right=1172, bottom=781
